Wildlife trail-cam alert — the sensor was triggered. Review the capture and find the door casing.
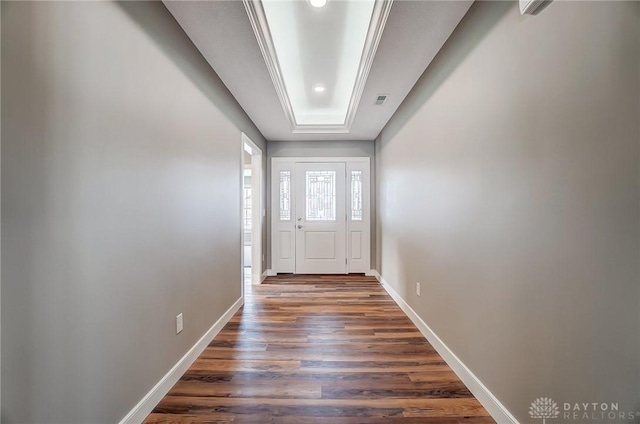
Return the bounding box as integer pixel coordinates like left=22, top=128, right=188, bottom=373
left=241, top=133, right=263, bottom=293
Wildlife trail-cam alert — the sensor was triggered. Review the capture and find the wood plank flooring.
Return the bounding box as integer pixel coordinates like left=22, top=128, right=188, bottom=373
left=144, top=274, right=495, bottom=423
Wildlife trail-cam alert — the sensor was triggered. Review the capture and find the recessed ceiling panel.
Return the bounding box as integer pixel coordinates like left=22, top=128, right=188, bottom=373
left=262, top=0, right=374, bottom=126
left=163, top=0, right=474, bottom=141
left=244, top=0, right=393, bottom=133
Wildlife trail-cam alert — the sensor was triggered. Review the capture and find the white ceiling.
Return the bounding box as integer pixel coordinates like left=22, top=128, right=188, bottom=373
left=163, top=0, right=473, bottom=141
left=259, top=0, right=377, bottom=127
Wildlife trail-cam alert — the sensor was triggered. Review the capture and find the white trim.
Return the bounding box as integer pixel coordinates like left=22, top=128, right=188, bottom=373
left=340, top=0, right=394, bottom=132
left=118, top=297, right=243, bottom=424
left=242, top=0, right=296, bottom=130
left=371, top=270, right=520, bottom=424
left=242, top=133, right=264, bottom=286
left=240, top=135, right=246, bottom=301
left=266, top=269, right=277, bottom=277
left=243, top=0, right=393, bottom=133
left=365, top=269, right=376, bottom=277
left=519, top=0, right=548, bottom=15
left=261, top=269, right=269, bottom=282
left=291, top=126, right=351, bottom=134
left=272, top=157, right=370, bottom=164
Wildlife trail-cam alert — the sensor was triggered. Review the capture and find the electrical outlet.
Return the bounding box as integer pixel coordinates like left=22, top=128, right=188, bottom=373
left=176, top=313, right=183, bottom=334
left=416, top=282, right=421, bottom=297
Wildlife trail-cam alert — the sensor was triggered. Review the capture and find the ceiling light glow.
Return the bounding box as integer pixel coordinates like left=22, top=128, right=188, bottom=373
left=258, top=0, right=377, bottom=126
left=309, top=0, right=327, bottom=8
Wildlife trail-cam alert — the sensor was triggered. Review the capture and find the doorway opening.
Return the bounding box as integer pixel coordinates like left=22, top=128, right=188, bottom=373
left=241, top=134, right=263, bottom=295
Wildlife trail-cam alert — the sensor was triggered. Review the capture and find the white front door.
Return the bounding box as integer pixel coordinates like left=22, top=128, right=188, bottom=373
left=271, top=157, right=370, bottom=275
left=294, top=162, right=346, bottom=274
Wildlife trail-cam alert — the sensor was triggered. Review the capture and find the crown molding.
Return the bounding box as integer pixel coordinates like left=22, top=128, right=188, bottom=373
left=292, top=125, right=350, bottom=134
left=343, top=0, right=393, bottom=131
left=243, top=0, right=393, bottom=134
left=243, top=0, right=297, bottom=130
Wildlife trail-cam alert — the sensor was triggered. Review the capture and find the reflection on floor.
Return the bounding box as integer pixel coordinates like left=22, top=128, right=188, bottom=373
left=243, top=266, right=252, bottom=286
left=144, top=274, right=495, bottom=423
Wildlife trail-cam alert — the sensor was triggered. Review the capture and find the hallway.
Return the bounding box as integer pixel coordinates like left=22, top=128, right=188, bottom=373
left=3, top=1, right=639, bottom=422
left=144, top=275, right=494, bottom=423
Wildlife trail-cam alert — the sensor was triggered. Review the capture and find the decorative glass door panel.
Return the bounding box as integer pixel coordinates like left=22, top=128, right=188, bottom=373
left=305, top=171, right=336, bottom=221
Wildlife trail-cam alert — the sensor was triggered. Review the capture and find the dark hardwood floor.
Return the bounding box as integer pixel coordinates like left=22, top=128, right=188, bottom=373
left=144, top=274, right=495, bottom=423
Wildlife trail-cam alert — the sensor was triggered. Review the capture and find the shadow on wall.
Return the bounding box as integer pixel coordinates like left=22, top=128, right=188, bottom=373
left=2, top=3, right=53, bottom=420
left=119, top=1, right=269, bottom=278
left=117, top=2, right=256, bottom=136
left=382, top=233, right=544, bottom=408
left=379, top=1, right=512, bottom=145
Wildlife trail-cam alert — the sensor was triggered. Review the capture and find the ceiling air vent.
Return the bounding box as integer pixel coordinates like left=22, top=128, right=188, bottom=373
left=374, top=95, right=388, bottom=105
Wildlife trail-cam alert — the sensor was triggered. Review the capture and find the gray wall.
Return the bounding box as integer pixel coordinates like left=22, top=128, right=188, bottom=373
left=1, top=2, right=266, bottom=423
left=267, top=140, right=376, bottom=271
left=376, top=1, right=639, bottom=422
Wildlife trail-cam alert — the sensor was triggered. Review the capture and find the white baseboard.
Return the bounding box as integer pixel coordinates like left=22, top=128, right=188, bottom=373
left=118, top=297, right=243, bottom=424
left=265, top=269, right=277, bottom=277
left=372, top=270, right=519, bottom=424
left=261, top=269, right=269, bottom=282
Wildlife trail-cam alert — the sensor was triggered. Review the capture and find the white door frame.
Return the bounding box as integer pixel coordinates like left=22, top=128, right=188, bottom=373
left=271, top=157, right=371, bottom=274
left=241, top=134, right=263, bottom=297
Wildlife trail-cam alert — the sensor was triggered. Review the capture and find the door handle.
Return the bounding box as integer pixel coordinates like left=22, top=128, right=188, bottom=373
left=297, top=225, right=303, bottom=229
